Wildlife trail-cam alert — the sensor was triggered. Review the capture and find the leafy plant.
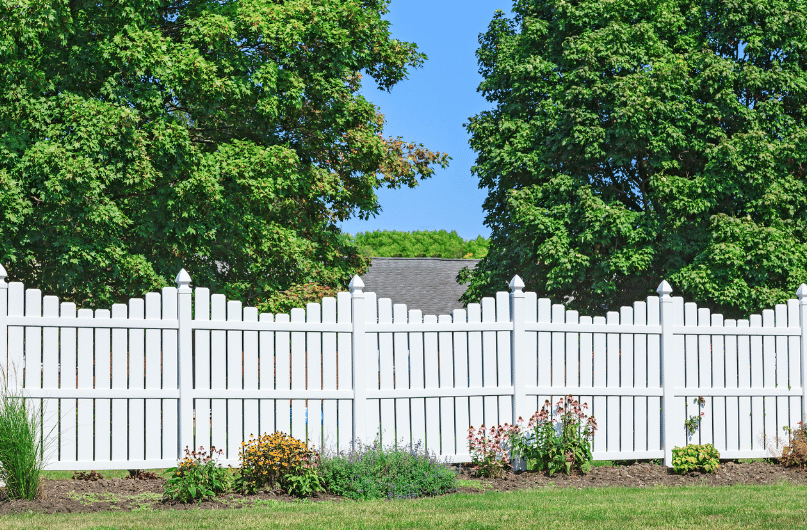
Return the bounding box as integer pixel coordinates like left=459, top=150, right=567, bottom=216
left=467, top=424, right=512, bottom=477
left=163, top=446, right=233, bottom=504
left=685, top=397, right=707, bottom=436
left=507, top=395, right=598, bottom=476
left=284, top=453, right=325, bottom=498
left=235, top=432, right=317, bottom=494
left=317, top=439, right=457, bottom=500
left=0, top=366, right=55, bottom=500
left=778, top=422, right=807, bottom=469
left=671, top=444, right=720, bottom=474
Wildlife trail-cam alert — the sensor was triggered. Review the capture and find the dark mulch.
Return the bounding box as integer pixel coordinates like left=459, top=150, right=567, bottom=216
left=1, top=461, right=806, bottom=515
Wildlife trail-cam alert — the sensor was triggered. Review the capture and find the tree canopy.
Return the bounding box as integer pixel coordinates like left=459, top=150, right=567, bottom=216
left=0, top=0, right=449, bottom=310
left=352, top=229, right=488, bottom=258
left=461, top=0, right=807, bottom=318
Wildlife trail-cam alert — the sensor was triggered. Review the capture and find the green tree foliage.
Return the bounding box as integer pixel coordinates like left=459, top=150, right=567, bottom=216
left=0, top=0, right=449, bottom=311
left=461, top=1, right=807, bottom=318
left=353, top=230, right=489, bottom=258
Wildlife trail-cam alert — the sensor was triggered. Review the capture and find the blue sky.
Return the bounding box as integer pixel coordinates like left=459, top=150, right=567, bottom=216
left=337, top=1, right=516, bottom=241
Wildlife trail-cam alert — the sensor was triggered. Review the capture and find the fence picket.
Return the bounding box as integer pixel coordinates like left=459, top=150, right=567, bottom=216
left=378, top=298, right=394, bottom=447
left=438, top=314, right=455, bottom=455
left=258, top=312, right=275, bottom=441
left=393, top=304, right=410, bottom=448
left=162, top=287, right=179, bottom=461
left=210, top=295, right=227, bottom=454
left=697, top=307, right=712, bottom=446
left=128, top=298, right=145, bottom=462
left=336, top=292, right=352, bottom=453
left=77, top=308, right=93, bottom=463
left=592, top=315, right=607, bottom=453
left=145, top=294, right=162, bottom=462
left=647, top=296, right=661, bottom=453
left=788, top=300, right=802, bottom=436
left=244, top=306, right=259, bottom=447
left=620, top=306, right=634, bottom=452
left=481, top=297, right=497, bottom=428
left=724, top=319, right=739, bottom=452
left=775, top=303, right=789, bottom=455
left=290, top=307, right=306, bottom=444
left=95, top=309, right=111, bottom=462
left=711, top=313, right=726, bottom=452
left=496, top=292, right=511, bottom=434
left=322, top=297, right=338, bottom=452
left=453, top=308, right=470, bottom=458
left=194, top=288, right=211, bottom=451
left=110, top=303, right=127, bottom=463
left=409, top=309, right=426, bottom=452
left=750, top=314, right=764, bottom=450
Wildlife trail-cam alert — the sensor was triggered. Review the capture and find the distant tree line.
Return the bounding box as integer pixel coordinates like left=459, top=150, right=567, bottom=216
left=351, top=230, right=489, bottom=259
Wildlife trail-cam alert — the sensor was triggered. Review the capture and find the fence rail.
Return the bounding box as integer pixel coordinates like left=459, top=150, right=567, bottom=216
left=1, top=265, right=806, bottom=469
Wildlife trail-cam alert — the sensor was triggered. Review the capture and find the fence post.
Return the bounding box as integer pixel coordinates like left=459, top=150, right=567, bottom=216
left=798, top=284, right=807, bottom=426
left=0, top=265, right=6, bottom=384
left=349, top=275, right=367, bottom=451
left=658, top=280, right=677, bottom=467
left=176, top=269, right=194, bottom=458
left=509, top=275, right=527, bottom=470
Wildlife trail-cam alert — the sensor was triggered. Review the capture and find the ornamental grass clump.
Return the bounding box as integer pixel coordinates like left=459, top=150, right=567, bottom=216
left=317, top=439, right=457, bottom=500
left=235, top=431, right=322, bottom=496
left=0, top=366, right=53, bottom=500
left=163, top=446, right=233, bottom=504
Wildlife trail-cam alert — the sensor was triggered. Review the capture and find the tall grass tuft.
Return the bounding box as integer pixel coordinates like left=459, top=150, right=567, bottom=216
left=0, top=365, right=52, bottom=500
left=318, top=439, right=457, bottom=500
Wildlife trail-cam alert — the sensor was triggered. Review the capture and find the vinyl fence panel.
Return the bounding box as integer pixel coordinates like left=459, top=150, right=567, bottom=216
left=1, top=266, right=806, bottom=470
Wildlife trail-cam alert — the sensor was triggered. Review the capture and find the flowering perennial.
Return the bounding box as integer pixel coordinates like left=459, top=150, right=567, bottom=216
left=468, top=395, right=598, bottom=476
left=235, top=431, right=319, bottom=494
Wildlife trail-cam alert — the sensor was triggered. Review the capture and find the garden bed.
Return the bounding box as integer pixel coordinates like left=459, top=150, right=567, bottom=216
left=2, top=460, right=807, bottom=515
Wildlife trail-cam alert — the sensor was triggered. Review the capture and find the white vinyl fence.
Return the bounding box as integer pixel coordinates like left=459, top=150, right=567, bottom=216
left=1, top=264, right=806, bottom=469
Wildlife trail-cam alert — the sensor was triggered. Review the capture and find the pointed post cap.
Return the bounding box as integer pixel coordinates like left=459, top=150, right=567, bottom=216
left=348, top=275, right=364, bottom=295
left=175, top=269, right=192, bottom=292
left=0, top=264, right=6, bottom=289
left=509, top=275, right=525, bottom=295
left=797, top=283, right=807, bottom=302
left=657, top=280, right=673, bottom=299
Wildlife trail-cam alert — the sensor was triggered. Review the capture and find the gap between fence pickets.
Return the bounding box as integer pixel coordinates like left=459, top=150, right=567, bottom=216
left=1, top=265, right=807, bottom=470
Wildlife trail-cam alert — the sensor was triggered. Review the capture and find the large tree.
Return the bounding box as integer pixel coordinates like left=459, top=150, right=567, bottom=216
left=461, top=0, right=807, bottom=318
left=0, top=0, right=449, bottom=310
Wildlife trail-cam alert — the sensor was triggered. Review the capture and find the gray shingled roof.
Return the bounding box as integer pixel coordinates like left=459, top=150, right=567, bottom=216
left=359, top=257, right=479, bottom=317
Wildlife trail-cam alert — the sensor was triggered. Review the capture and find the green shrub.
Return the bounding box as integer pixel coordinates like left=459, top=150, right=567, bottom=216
left=163, top=446, right=233, bottom=503
left=318, top=439, right=457, bottom=500
left=235, top=431, right=320, bottom=495
left=671, top=444, right=720, bottom=474
left=352, top=230, right=489, bottom=259
left=0, top=368, right=53, bottom=500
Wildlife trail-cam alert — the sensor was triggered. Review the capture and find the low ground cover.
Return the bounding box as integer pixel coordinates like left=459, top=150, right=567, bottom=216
left=2, top=475, right=807, bottom=530
left=2, top=458, right=806, bottom=516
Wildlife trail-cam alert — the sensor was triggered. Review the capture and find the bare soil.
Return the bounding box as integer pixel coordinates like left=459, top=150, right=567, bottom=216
left=1, top=461, right=807, bottom=514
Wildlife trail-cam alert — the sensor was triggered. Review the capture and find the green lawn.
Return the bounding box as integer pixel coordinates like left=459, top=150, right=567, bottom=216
left=4, top=482, right=807, bottom=530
